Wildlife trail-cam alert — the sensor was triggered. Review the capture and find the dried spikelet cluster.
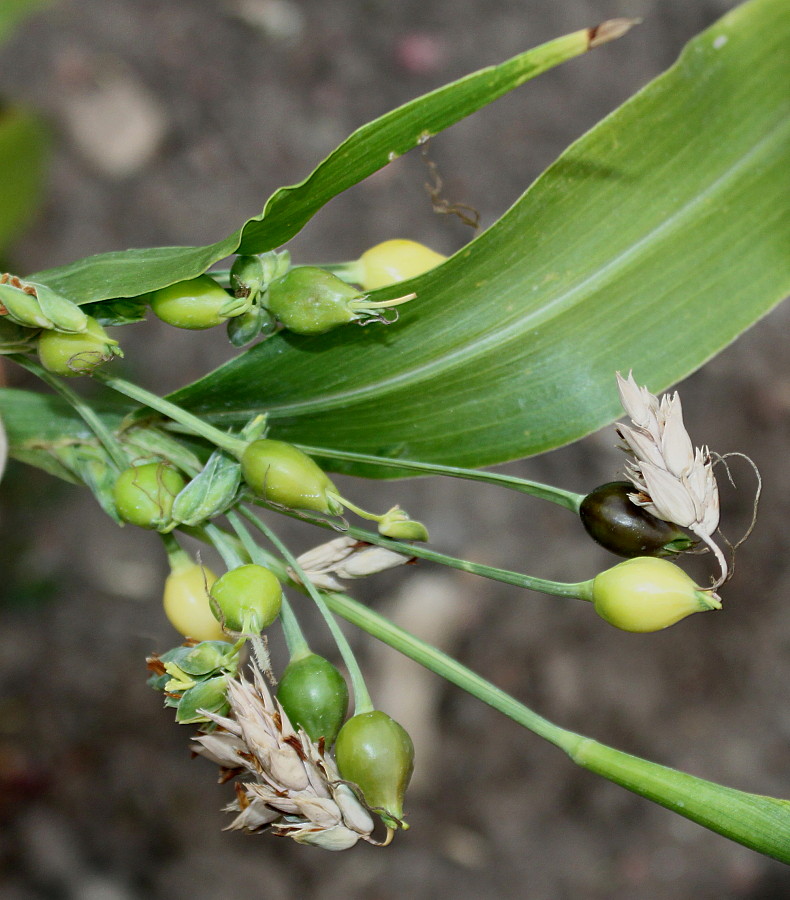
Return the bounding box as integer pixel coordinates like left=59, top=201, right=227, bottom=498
left=615, top=371, right=727, bottom=586
left=193, top=662, right=376, bottom=851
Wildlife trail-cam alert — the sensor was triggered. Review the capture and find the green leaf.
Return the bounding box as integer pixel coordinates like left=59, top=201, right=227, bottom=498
left=0, top=386, right=128, bottom=480
left=49, top=442, right=123, bottom=523
left=168, top=0, right=789, bottom=475
left=86, top=296, right=149, bottom=327
left=27, top=22, right=624, bottom=303
left=0, top=387, right=127, bottom=444
left=0, top=106, right=48, bottom=253
left=171, top=448, right=242, bottom=527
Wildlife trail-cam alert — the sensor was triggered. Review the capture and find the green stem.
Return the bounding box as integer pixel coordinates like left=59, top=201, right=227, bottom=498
left=160, top=531, right=192, bottom=571
left=323, top=590, right=790, bottom=865
left=12, top=355, right=130, bottom=471
left=350, top=292, right=416, bottom=311
left=276, top=594, right=312, bottom=661
left=315, top=261, right=361, bottom=283
left=249, top=498, right=593, bottom=601
left=238, top=506, right=374, bottom=714
left=329, top=492, right=384, bottom=524
left=91, top=371, right=247, bottom=458
left=226, top=511, right=311, bottom=660
left=180, top=518, right=790, bottom=862
left=203, top=521, right=246, bottom=569
left=325, top=589, right=578, bottom=749
left=294, top=444, right=584, bottom=512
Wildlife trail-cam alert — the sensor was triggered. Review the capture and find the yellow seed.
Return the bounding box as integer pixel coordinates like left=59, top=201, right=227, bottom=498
left=592, top=557, right=721, bottom=633
left=163, top=562, right=226, bottom=641
left=357, top=239, right=446, bottom=290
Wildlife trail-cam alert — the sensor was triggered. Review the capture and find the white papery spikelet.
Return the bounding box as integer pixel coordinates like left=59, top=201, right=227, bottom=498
left=193, top=663, right=375, bottom=850
left=289, top=536, right=413, bottom=591
left=615, top=372, right=726, bottom=586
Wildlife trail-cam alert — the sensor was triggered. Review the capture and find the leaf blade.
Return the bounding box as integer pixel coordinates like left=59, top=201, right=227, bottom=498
left=27, top=24, right=622, bottom=303
left=169, top=0, right=790, bottom=473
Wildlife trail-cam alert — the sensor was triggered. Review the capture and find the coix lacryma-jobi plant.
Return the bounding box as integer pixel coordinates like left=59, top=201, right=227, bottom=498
left=0, top=0, right=788, bottom=862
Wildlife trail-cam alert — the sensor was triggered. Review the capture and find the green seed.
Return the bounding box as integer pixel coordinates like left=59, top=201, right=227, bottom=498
left=38, top=316, right=120, bottom=376
left=209, top=563, right=282, bottom=633
left=265, top=267, right=363, bottom=335
left=150, top=275, right=235, bottom=330
left=241, top=439, right=340, bottom=514
left=335, top=710, right=414, bottom=829
left=277, top=654, right=349, bottom=746
left=113, top=461, right=186, bottom=530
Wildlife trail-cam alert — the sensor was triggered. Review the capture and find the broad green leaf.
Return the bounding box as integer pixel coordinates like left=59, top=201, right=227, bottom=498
left=0, top=107, right=48, bottom=253
left=0, top=0, right=50, bottom=45
left=168, top=0, right=790, bottom=475
left=28, top=22, right=628, bottom=303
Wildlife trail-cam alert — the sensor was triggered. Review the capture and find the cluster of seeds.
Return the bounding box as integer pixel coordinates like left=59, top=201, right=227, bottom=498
left=1, top=240, right=736, bottom=849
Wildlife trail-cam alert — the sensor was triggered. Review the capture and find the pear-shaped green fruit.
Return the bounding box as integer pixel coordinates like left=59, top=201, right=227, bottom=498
left=335, top=710, right=414, bottom=829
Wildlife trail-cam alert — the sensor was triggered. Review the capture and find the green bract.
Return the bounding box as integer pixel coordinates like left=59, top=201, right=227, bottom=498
left=112, top=461, right=186, bottom=531
left=226, top=303, right=277, bottom=348
left=209, top=563, right=282, bottom=633
left=162, top=562, right=226, bottom=642
left=230, top=255, right=266, bottom=298
left=591, top=557, right=722, bottom=633
left=150, top=275, right=242, bottom=330
left=356, top=239, right=446, bottom=290
left=580, top=482, right=693, bottom=558
left=334, top=710, right=414, bottom=829
left=175, top=674, right=230, bottom=725
left=0, top=317, right=38, bottom=354
left=276, top=653, right=349, bottom=746
left=37, top=316, right=121, bottom=376
left=377, top=506, right=429, bottom=542
left=240, top=439, right=342, bottom=514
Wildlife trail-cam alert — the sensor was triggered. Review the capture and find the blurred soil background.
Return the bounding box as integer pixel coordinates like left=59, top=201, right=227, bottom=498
left=0, top=1, right=788, bottom=898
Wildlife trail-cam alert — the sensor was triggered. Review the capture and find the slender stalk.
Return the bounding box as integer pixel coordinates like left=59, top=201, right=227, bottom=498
left=351, top=292, right=416, bottom=310
left=275, top=595, right=312, bottom=661
left=12, top=355, right=130, bottom=470
left=160, top=531, right=192, bottom=571
left=180, top=517, right=790, bottom=862
left=329, top=493, right=384, bottom=524
left=317, top=261, right=361, bottom=283
left=203, top=521, right=246, bottom=569
left=238, top=506, right=374, bottom=714
left=325, top=589, right=579, bottom=749
left=294, top=444, right=584, bottom=512
left=324, top=589, right=790, bottom=864
left=249, top=498, right=594, bottom=601
left=227, top=511, right=311, bottom=660
left=91, top=371, right=247, bottom=458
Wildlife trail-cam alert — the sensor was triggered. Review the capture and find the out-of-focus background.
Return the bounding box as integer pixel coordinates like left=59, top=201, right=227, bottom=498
left=0, top=1, right=788, bottom=898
